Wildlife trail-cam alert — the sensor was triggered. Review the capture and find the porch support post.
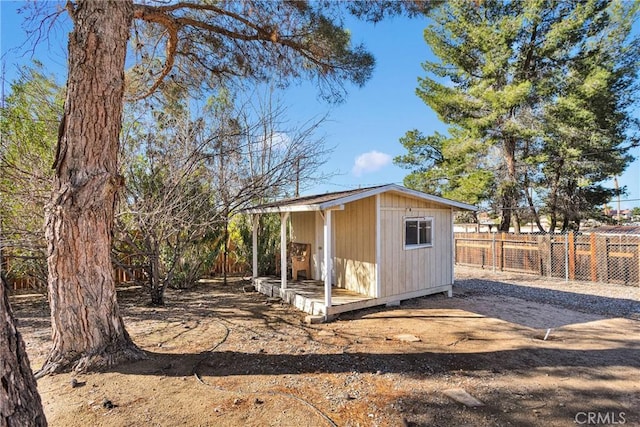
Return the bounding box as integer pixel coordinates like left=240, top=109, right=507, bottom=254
left=280, top=211, right=289, bottom=290
left=449, top=207, right=454, bottom=297
left=323, top=209, right=332, bottom=311
left=252, top=214, right=259, bottom=279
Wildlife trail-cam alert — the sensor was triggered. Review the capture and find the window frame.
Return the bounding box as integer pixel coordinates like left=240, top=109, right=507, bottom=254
left=404, top=216, right=434, bottom=250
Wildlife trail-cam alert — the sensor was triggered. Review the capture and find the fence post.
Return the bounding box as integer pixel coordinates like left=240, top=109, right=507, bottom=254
left=492, top=233, right=496, bottom=273
left=549, top=233, right=556, bottom=277
left=499, top=232, right=506, bottom=271
left=600, top=236, right=609, bottom=283
left=568, top=231, right=576, bottom=280
left=589, top=233, right=597, bottom=282
left=564, top=233, right=569, bottom=282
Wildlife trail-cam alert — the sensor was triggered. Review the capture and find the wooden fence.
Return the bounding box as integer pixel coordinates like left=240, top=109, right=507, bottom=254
left=1, top=255, right=44, bottom=291
left=209, top=253, right=250, bottom=276
left=5, top=274, right=41, bottom=291
left=455, top=232, right=640, bottom=286
left=4, top=249, right=250, bottom=291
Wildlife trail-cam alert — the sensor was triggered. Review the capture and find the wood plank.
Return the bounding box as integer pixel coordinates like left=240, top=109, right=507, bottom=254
left=455, top=242, right=491, bottom=249
left=609, top=251, right=634, bottom=258
left=503, top=245, right=539, bottom=251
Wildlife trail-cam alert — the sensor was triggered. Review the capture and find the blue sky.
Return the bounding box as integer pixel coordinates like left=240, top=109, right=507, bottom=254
left=1, top=1, right=638, bottom=209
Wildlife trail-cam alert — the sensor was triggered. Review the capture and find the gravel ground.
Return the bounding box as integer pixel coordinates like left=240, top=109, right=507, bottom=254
left=454, top=265, right=640, bottom=320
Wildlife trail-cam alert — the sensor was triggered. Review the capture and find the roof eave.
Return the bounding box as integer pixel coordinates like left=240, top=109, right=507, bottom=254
left=316, top=186, right=392, bottom=210
left=242, top=204, right=322, bottom=214
left=242, top=183, right=477, bottom=213
left=319, top=184, right=477, bottom=211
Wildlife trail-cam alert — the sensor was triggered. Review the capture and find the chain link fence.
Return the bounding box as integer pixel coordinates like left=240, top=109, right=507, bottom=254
left=455, top=232, right=640, bottom=286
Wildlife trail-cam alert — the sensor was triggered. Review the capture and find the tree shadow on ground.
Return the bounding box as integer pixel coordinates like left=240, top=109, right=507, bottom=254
left=110, top=343, right=640, bottom=379
left=12, top=276, right=640, bottom=379
left=393, top=387, right=636, bottom=427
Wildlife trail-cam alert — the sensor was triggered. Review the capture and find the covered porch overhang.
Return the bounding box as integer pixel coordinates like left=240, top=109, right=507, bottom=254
left=247, top=202, right=345, bottom=319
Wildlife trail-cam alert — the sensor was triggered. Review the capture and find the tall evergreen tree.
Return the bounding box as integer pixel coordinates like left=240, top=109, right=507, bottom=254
left=537, top=1, right=639, bottom=231
left=396, top=0, right=639, bottom=232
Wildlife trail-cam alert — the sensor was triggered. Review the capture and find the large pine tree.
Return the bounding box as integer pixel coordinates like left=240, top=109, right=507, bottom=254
left=36, top=0, right=431, bottom=375
left=396, top=0, right=639, bottom=232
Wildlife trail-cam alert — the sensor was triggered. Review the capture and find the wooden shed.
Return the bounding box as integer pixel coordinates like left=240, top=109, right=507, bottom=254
left=244, top=184, right=476, bottom=319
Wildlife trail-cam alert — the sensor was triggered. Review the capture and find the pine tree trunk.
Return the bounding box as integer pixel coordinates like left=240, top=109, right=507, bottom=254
left=39, top=0, right=143, bottom=375
left=500, top=136, right=520, bottom=233
left=548, top=163, right=563, bottom=234
left=523, top=172, right=546, bottom=233
left=499, top=190, right=513, bottom=232
left=1, top=277, right=48, bottom=426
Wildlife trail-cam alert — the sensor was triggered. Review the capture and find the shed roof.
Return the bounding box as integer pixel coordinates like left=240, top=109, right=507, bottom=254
left=242, top=184, right=477, bottom=213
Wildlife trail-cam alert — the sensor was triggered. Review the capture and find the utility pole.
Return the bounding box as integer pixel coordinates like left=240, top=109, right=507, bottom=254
left=295, top=157, right=300, bottom=197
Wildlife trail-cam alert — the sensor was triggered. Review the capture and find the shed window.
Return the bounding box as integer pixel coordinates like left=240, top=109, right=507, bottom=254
left=404, top=217, right=433, bottom=249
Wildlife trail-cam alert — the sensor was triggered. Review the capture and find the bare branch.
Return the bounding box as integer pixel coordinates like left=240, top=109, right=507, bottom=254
left=131, top=6, right=179, bottom=100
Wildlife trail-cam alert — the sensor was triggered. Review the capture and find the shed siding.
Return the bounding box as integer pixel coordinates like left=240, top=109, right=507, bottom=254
left=381, top=192, right=442, bottom=210
left=290, top=211, right=318, bottom=279
left=333, top=197, right=376, bottom=296
left=289, top=191, right=455, bottom=298
left=379, top=192, right=453, bottom=298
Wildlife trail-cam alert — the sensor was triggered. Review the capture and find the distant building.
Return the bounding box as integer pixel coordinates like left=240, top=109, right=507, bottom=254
left=604, top=209, right=632, bottom=220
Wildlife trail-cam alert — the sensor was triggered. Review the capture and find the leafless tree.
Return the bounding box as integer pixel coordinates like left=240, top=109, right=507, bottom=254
left=115, top=85, right=330, bottom=304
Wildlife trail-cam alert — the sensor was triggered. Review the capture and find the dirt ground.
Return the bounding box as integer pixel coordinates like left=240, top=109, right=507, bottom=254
left=11, top=268, right=640, bottom=427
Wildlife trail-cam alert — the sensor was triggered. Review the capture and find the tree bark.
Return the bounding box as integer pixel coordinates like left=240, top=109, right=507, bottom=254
left=524, top=187, right=545, bottom=233
left=39, top=0, right=143, bottom=375
left=499, top=188, right=513, bottom=232
left=547, top=158, right=564, bottom=234
left=523, top=166, right=546, bottom=233
left=500, top=136, right=521, bottom=233
left=1, top=277, right=48, bottom=426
